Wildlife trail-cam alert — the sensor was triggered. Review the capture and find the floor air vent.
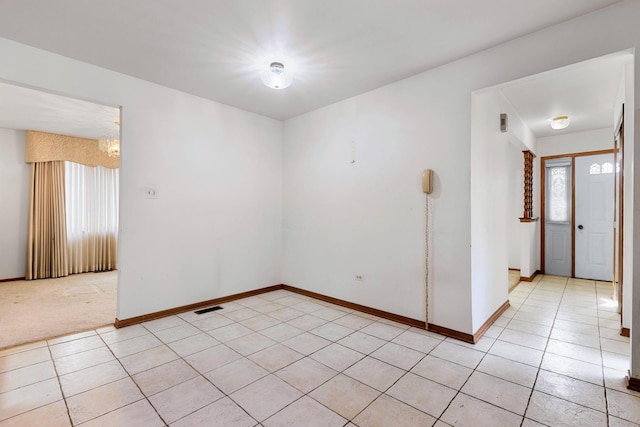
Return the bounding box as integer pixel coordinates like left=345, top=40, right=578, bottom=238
left=194, top=306, right=223, bottom=315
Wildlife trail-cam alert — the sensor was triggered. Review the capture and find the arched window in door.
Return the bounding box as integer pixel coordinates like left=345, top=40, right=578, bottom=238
left=601, top=162, right=614, bottom=174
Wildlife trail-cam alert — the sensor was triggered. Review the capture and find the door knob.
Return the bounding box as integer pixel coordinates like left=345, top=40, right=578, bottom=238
left=578, top=224, right=584, bottom=230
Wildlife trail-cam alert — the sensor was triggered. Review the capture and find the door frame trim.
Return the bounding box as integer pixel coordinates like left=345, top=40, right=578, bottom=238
left=540, top=149, right=615, bottom=276
left=614, top=105, right=624, bottom=324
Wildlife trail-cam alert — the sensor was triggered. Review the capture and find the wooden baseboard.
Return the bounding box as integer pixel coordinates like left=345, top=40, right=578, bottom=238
left=114, top=284, right=284, bottom=328
left=282, top=285, right=426, bottom=329
left=473, top=300, right=510, bottom=342
left=427, top=323, right=474, bottom=343
left=621, top=327, right=630, bottom=337
left=428, top=300, right=510, bottom=344
left=112, top=284, right=507, bottom=347
left=627, top=375, right=640, bottom=392
left=0, top=277, right=25, bottom=283
left=519, top=270, right=540, bottom=282
left=115, top=283, right=425, bottom=331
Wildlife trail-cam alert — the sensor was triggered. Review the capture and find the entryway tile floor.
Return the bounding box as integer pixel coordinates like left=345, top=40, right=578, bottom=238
left=1, top=275, right=637, bottom=426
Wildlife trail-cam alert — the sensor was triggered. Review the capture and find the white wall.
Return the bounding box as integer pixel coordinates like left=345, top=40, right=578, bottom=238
left=283, top=73, right=473, bottom=330
left=118, top=95, right=283, bottom=319
left=0, top=128, right=29, bottom=280
left=470, top=92, right=510, bottom=331
left=283, top=1, right=640, bottom=335
left=0, top=39, right=283, bottom=320
left=470, top=91, right=536, bottom=331
left=520, top=223, right=539, bottom=278
left=537, top=128, right=613, bottom=157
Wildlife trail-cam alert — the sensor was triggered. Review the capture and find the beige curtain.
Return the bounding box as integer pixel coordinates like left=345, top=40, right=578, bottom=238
left=26, top=161, right=69, bottom=280
left=67, top=232, right=117, bottom=274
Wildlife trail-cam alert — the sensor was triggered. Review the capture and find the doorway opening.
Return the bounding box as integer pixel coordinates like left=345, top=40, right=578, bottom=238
left=470, top=49, right=633, bottom=337
left=0, top=81, right=121, bottom=349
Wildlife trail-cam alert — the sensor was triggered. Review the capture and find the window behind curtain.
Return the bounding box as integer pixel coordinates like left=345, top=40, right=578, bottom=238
left=65, top=161, right=119, bottom=273
left=546, top=161, right=571, bottom=223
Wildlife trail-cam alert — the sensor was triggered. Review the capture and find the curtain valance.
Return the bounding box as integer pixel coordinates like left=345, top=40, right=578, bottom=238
left=25, top=130, right=119, bottom=169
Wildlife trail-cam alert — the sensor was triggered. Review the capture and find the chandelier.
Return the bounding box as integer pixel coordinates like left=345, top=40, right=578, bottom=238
left=98, top=135, right=120, bottom=158
left=98, top=121, right=120, bottom=158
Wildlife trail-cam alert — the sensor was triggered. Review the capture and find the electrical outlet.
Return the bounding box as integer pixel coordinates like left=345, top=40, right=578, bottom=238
left=145, top=187, right=158, bottom=199
left=355, top=275, right=364, bottom=281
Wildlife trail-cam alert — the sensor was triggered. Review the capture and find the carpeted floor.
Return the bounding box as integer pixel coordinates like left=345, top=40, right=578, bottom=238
left=508, top=269, right=520, bottom=292
left=0, top=271, right=117, bottom=349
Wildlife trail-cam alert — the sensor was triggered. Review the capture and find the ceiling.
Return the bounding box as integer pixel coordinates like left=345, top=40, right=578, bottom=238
left=0, top=0, right=623, bottom=121
left=0, top=0, right=628, bottom=141
left=500, top=52, right=631, bottom=138
left=0, top=83, right=119, bottom=140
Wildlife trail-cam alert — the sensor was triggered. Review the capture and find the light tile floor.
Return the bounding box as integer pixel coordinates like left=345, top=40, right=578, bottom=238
left=1, top=275, right=637, bottom=426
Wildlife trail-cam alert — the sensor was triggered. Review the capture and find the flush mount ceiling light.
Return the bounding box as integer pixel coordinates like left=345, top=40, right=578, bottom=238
left=261, top=61, right=293, bottom=90
left=550, top=115, right=570, bottom=130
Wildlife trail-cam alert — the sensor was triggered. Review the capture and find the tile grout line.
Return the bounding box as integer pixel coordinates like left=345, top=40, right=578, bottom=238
left=434, top=316, right=548, bottom=427
left=127, top=284, right=616, bottom=424
left=432, top=341, right=494, bottom=425
left=206, top=306, right=424, bottom=424
left=93, top=328, right=170, bottom=427
left=156, top=341, right=260, bottom=426
left=135, top=295, right=362, bottom=425
left=0, top=290, right=522, bottom=425
left=137, top=301, right=342, bottom=425
left=140, top=295, right=296, bottom=425
left=257, top=321, right=406, bottom=424
left=318, top=328, right=419, bottom=424
left=137, top=321, right=225, bottom=425
left=203, top=299, right=356, bottom=425
left=516, top=276, right=567, bottom=427
left=596, top=281, right=612, bottom=427
left=7, top=309, right=420, bottom=422
left=116, top=308, right=286, bottom=423
left=520, top=277, right=623, bottom=425
left=394, top=281, right=540, bottom=426
left=45, top=338, right=75, bottom=427
left=274, top=319, right=444, bottom=425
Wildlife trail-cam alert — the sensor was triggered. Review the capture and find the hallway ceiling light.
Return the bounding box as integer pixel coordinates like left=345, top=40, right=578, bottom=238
left=550, top=115, right=570, bottom=130
left=261, top=62, right=293, bottom=90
